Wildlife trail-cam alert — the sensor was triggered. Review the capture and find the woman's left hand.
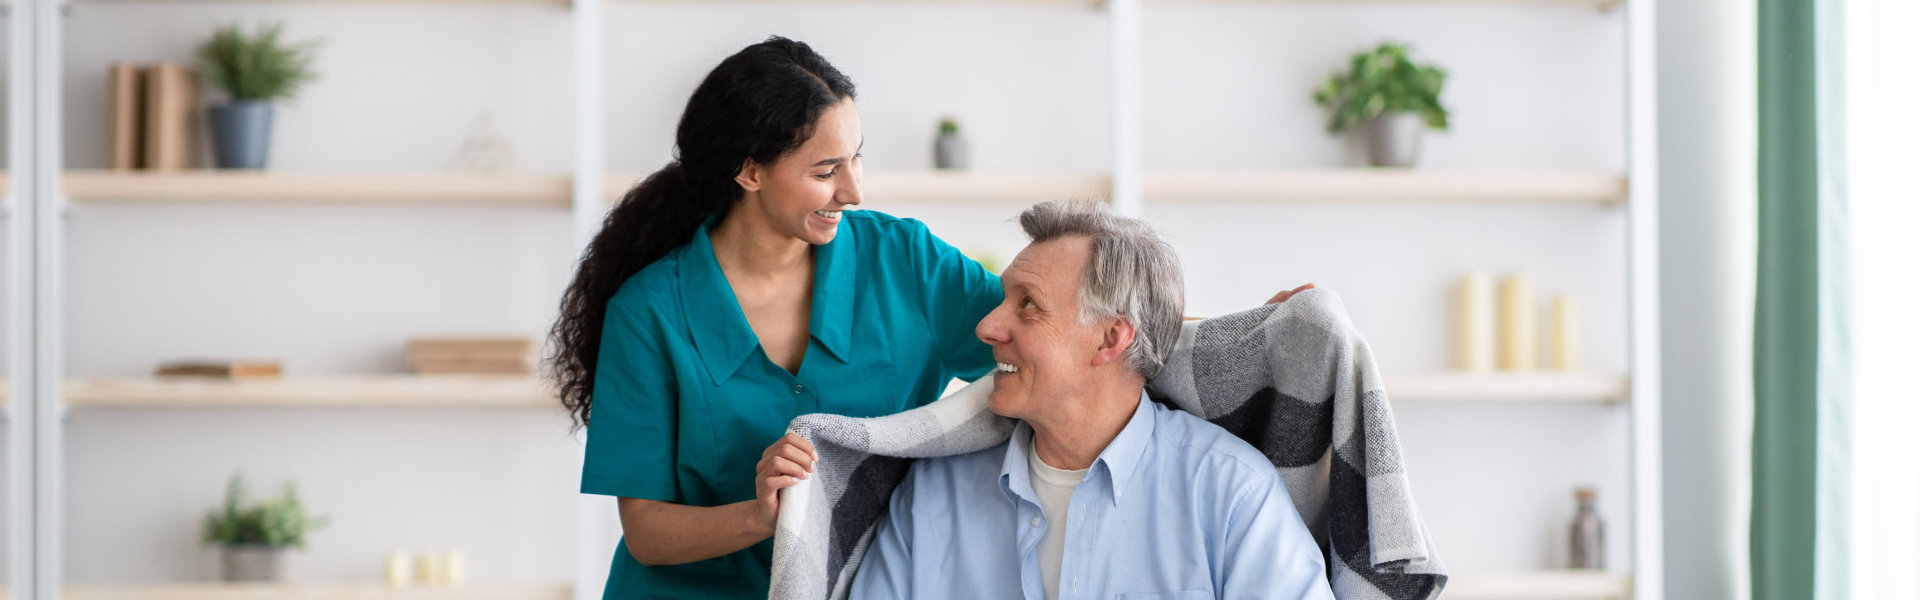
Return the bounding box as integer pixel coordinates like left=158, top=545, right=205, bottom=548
left=1266, top=283, right=1315, bottom=304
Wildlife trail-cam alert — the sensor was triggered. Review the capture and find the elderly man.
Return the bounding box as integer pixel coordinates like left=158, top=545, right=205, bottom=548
left=849, top=201, right=1334, bottom=600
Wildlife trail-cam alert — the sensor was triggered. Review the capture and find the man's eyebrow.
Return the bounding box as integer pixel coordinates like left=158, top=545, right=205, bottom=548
left=809, top=139, right=864, bottom=168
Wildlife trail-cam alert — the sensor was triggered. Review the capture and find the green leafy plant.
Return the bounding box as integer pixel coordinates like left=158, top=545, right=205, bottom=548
left=202, top=473, right=328, bottom=549
left=1312, top=42, right=1450, bottom=135
left=196, top=22, right=323, bottom=104
left=938, top=117, right=961, bottom=136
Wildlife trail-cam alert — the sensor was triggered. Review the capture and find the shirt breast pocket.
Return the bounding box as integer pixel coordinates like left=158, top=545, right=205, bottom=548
left=1112, top=592, right=1212, bottom=600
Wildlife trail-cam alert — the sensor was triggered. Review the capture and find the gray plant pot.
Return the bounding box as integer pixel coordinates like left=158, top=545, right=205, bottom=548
left=220, top=545, right=287, bottom=582
left=208, top=100, right=275, bottom=170
left=1363, top=112, right=1426, bottom=168
left=933, top=131, right=968, bottom=170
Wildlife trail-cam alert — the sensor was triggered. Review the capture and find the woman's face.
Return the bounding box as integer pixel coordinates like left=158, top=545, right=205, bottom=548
left=734, top=98, right=864, bottom=246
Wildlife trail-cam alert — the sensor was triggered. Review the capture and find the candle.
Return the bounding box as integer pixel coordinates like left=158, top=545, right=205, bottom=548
left=1456, top=272, right=1496, bottom=371
left=416, top=550, right=442, bottom=585
left=1550, top=295, right=1582, bottom=371
left=383, top=549, right=413, bottom=587
left=444, top=548, right=467, bottom=586
left=1498, top=274, right=1537, bottom=370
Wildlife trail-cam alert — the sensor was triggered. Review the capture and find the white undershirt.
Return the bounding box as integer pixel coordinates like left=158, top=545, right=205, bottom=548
left=1027, top=438, right=1089, bottom=600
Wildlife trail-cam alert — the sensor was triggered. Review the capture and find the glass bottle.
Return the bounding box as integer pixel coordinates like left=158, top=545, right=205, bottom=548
left=1570, top=487, right=1604, bottom=569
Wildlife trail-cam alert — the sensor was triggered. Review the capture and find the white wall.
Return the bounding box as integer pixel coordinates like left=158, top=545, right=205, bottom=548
left=60, top=2, right=580, bottom=584
left=54, top=0, right=1638, bottom=589
left=1656, top=0, right=1755, bottom=598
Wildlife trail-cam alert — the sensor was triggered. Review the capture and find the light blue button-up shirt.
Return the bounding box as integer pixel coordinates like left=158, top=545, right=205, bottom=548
left=850, top=392, right=1337, bottom=600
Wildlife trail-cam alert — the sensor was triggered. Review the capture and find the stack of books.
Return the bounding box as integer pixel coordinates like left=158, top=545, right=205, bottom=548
left=155, top=360, right=283, bottom=379
left=407, top=337, right=535, bottom=376
left=109, top=61, right=201, bottom=171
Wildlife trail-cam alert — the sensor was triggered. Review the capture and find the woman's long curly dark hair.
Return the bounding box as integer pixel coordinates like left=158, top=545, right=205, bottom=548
left=550, top=37, right=856, bottom=431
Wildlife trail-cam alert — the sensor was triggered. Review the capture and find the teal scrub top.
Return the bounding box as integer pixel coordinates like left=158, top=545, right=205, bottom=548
left=581, top=209, right=1003, bottom=599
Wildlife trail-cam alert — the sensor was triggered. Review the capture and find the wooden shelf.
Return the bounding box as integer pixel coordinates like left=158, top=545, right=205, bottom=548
left=1150, top=0, right=1619, bottom=7
left=63, top=375, right=557, bottom=409
left=1444, top=571, right=1632, bottom=600
left=1388, top=371, right=1629, bottom=403
left=605, top=170, right=1110, bottom=204
left=1142, top=170, right=1628, bottom=206
left=77, top=0, right=571, bottom=5
left=61, top=582, right=571, bottom=600
left=63, top=171, right=573, bottom=207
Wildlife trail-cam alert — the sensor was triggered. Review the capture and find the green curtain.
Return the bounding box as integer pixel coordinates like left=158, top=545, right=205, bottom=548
left=1754, top=0, right=1850, bottom=598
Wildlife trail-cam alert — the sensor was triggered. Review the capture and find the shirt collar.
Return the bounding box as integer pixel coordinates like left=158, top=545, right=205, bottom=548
left=679, top=216, right=857, bottom=386
left=998, top=390, right=1157, bottom=508
left=807, top=215, right=856, bottom=363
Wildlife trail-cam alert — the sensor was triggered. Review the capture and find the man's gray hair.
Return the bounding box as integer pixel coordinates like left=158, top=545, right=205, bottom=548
left=1018, top=199, right=1185, bottom=379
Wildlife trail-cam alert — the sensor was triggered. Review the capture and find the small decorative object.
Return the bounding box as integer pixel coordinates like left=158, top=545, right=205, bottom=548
left=932, top=117, right=969, bottom=170
left=450, top=110, right=516, bottom=173
left=443, top=548, right=467, bottom=585
left=1549, top=294, right=1582, bottom=371
left=383, top=549, right=414, bottom=586
left=202, top=472, right=329, bottom=582
left=407, top=336, right=535, bottom=375
left=1454, top=271, right=1494, bottom=372
left=1312, top=42, right=1450, bottom=168
left=196, top=22, right=323, bottom=169
left=156, top=359, right=283, bottom=379
left=1497, top=274, right=1536, bottom=371
left=415, top=549, right=443, bottom=584
left=1569, top=487, right=1605, bottom=569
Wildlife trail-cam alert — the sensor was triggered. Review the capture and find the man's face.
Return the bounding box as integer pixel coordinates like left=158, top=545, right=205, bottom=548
left=975, top=236, right=1109, bottom=423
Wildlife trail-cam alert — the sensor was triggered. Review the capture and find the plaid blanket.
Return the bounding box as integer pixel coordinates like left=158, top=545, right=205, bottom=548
left=767, top=288, right=1446, bottom=600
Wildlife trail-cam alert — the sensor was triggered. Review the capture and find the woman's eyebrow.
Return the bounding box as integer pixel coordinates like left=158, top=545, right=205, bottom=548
left=808, top=140, right=864, bottom=167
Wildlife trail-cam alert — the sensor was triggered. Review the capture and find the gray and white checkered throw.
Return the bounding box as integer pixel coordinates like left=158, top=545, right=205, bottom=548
left=768, top=288, right=1447, bottom=600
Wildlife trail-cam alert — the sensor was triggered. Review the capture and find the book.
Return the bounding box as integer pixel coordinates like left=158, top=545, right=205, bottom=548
left=143, top=62, right=199, bottom=171
left=109, top=62, right=146, bottom=170
left=406, top=336, right=535, bottom=357
left=155, top=360, right=284, bottom=379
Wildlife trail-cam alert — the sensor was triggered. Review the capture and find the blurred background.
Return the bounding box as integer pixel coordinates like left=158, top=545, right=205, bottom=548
left=0, top=0, right=1910, bottom=598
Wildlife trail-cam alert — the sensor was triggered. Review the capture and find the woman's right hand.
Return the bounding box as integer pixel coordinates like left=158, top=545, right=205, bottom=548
left=751, top=432, right=818, bottom=534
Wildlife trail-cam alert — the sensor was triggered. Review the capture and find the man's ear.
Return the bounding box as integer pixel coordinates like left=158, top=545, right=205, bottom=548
left=734, top=159, right=764, bottom=193
left=1090, top=317, right=1136, bottom=369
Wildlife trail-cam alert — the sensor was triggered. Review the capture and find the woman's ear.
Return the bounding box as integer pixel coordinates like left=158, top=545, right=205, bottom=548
left=1090, top=318, right=1137, bottom=369
left=735, top=159, right=764, bottom=193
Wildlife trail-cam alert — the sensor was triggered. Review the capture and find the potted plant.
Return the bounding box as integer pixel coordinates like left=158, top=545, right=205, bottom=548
left=202, top=473, right=329, bottom=582
left=196, top=22, right=323, bottom=169
left=1312, top=42, right=1450, bottom=168
left=933, top=117, right=968, bottom=170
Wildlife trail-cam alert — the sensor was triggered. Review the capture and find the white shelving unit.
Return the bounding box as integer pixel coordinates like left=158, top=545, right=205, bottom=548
left=5, top=0, right=1659, bottom=599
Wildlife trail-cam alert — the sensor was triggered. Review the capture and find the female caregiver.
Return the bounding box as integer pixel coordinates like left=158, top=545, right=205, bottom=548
left=547, top=37, right=999, bottom=598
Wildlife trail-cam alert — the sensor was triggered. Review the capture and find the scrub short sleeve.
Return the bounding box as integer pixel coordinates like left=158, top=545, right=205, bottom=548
left=904, top=219, right=1002, bottom=381
left=580, top=298, right=680, bottom=502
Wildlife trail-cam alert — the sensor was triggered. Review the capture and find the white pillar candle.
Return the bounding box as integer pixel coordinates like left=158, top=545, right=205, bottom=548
left=383, top=549, right=413, bottom=587
left=1499, top=274, right=1537, bottom=371
left=444, top=548, right=467, bottom=586
left=1550, top=295, right=1582, bottom=371
left=416, top=550, right=442, bottom=585
left=1456, top=272, right=1496, bottom=371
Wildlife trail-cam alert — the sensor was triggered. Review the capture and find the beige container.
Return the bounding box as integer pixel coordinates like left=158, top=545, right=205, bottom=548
left=1455, top=272, right=1496, bottom=371
left=1550, top=295, right=1583, bottom=371
left=1498, top=274, right=1538, bottom=371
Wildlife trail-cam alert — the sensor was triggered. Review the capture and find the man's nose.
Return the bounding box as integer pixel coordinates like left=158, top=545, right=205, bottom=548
left=976, top=304, right=1008, bottom=345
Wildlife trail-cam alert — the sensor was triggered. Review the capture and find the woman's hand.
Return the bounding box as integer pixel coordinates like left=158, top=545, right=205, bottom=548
left=751, top=432, right=818, bottom=534
left=1266, top=283, right=1316, bottom=305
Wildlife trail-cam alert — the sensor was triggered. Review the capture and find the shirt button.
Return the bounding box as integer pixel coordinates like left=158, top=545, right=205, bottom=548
left=1030, top=517, right=1040, bottom=528
left=792, top=384, right=804, bottom=394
